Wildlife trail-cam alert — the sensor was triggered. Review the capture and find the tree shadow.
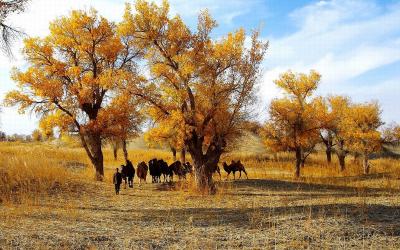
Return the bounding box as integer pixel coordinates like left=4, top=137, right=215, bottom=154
left=155, top=182, right=176, bottom=191
left=64, top=203, right=400, bottom=237
left=146, top=204, right=399, bottom=237
left=310, top=172, right=396, bottom=182
left=15, top=175, right=399, bottom=243
left=227, top=178, right=395, bottom=194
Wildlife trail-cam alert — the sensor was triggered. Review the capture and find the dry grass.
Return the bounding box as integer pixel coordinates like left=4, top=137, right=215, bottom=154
left=0, top=142, right=92, bottom=204
left=0, top=141, right=400, bottom=249
left=224, top=149, right=400, bottom=190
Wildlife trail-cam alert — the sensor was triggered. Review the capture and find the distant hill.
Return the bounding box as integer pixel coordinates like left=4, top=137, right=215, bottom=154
left=229, top=131, right=265, bottom=154
left=127, top=136, right=150, bottom=150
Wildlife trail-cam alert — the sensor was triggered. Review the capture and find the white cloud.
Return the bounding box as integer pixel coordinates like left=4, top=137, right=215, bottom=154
left=336, top=78, right=400, bottom=124
left=312, top=43, right=400, bottom=86
left=259, top=0, right=400, bottom=124
left=167, top=0, right=255, bottom=25
left=289, top=0, right=379, bottom=32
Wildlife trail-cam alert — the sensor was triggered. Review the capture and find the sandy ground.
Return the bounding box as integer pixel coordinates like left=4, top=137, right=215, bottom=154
left=1, top=178, right=400, bottom=249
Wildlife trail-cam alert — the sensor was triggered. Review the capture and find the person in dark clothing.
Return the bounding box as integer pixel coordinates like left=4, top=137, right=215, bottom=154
left=113, top=168, right=122, bottom=195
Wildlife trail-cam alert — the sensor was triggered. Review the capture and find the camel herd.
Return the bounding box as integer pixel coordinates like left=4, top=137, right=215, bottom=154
left=119, top=159, right=248, bottom=187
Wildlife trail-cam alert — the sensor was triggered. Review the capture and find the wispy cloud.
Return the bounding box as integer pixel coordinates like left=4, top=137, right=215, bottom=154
left=260, top=0, right=400, bottom=123
left=167, top=0, right=257, bottom=25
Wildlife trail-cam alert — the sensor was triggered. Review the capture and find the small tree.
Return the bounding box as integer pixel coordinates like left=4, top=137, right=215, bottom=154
left=31, top=129, right=42, bottom=141
left=39, top=116, right=54, bottom=140
left=4, top=9, right=142, bottom=180
left=261, top=70, right=327, bottom=178
left=144, top=114, right=186, bottom=162
left=0, top=131, right=6, bottom=141
left=324, top=95, right=352, bottom=171
left=104, top=95, right=143, bottom=161
left=343, top=102, right=383, bottom=174
left=108, top=137, right=122, bottom=160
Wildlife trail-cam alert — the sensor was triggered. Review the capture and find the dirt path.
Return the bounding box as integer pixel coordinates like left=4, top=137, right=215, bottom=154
left=1, top=179, right=400, bottom=249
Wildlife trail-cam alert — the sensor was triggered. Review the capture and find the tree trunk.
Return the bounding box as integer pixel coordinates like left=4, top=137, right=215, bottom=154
left=188, top=149, right=217, bottom=193
left=273, top=152, right=278, bottom=161
left=295, top=148, right=301, bottom=178
left=191, top=153, right=220, bottom=194
left=112, top=143, right=118, bottom=160
left=185, top=131, right=223, bottom=193
left=85, top=133, right=104, bottom=181
left=326, top=148, right=332, bottom=164
left=180, top=148, right=186, bottom=163
left=337, top=152, right=346, bottom=171
left=353, top=152, right=360, bottom=164
left=171, top=147, right=177, bottom=162
left=363, top=153, right=370, bottom=174
left=336, top=139, right=347, bottom=171
left=321, top=132, right=333, bottom=164
left=194, top=163, right=215, bottom=194
left=122, top=139, right=128, bottom=161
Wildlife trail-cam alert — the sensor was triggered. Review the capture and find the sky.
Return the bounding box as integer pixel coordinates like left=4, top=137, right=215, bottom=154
left=0, top=0, right=399, bottom=135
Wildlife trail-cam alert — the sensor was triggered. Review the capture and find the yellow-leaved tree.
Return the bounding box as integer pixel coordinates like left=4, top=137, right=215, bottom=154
left=120, top=0, right=268, bottom=191
left=342, top=102, right=383, bottom=174
left=261, top=70, right=328, bottom=178
left=4, top=9, right=143, bottom=180
left=31, top=129, right=42, bottom=142
left=39, top=116, right=55, bottom=140
left=104, top=94, right=143, bottom=161
left=322, top=95, right=353, bottom=171
left=143, top=115, right=186, bottom=162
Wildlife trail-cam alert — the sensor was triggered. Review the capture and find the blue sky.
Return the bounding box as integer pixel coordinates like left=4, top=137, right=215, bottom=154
left=1, top=0, right=399, bottom=134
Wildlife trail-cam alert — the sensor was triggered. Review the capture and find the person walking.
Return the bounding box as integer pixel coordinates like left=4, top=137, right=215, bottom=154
left=113, top=168, right=122, bottom=195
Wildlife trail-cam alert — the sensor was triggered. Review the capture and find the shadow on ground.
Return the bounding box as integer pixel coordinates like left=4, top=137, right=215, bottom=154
left=229, top=176, right=399, bottom=193
left=64, top=202, right=400, bottom=237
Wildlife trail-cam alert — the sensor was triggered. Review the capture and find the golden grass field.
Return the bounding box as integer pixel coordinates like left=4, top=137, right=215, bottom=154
left=1, top=136, right=400, bottom=249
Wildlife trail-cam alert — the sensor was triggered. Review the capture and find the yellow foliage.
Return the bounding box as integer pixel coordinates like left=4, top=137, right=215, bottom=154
left=31, top=129, right=42, bottom=142
left=122, top=0, right=268, bottom=167
left=3, top=8, right=144, bottom=179
left=4, top=8, right=144, bottom=139
left=144, top=109, right=185, bottom=150
left=262, top=70, right=325, bottom=152
left=274, top=70, right=321, bottom=100
left=342, top=102, right=383, bottom=156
